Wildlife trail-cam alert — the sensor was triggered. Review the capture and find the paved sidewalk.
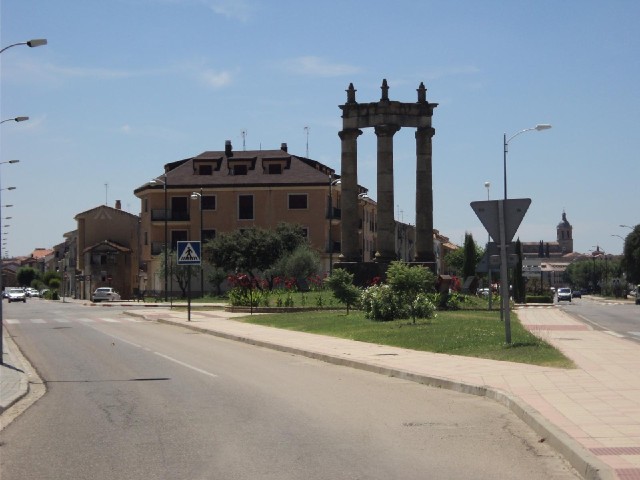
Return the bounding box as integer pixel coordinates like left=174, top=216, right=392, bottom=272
left=2, top=303, right=639, bottom=480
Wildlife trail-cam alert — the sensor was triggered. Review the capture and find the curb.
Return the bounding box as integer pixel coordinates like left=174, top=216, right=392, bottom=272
left=130, top=312, right=614, bottom=480
left=0, top=334, right=31, bottom=414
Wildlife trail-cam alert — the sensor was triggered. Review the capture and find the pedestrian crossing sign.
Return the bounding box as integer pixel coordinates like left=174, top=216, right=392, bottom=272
left=176, top=241, right=201, bottom=265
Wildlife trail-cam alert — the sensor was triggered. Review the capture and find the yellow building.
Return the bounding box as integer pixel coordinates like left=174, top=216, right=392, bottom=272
left=134, top=142, right=374, bottom=295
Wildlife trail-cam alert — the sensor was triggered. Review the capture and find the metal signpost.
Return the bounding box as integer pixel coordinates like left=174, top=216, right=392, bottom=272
left=177, top=241, right=201, bottom=322
left=471, top=199, right=530, bottom=344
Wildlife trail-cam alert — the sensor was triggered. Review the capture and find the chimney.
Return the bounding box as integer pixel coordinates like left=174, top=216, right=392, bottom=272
left=281, top=142, right=288, bottom=152
left=115, top=200, right=122, bottom=210
left=225, top=140, right=233, bottom=157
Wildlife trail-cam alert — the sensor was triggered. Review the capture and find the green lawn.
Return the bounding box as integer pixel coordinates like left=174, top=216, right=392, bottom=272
left=236, top=309, right=574, bottom=368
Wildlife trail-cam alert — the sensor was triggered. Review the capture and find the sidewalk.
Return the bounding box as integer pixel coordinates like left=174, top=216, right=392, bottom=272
left=3, top=303, right=639, bottom=480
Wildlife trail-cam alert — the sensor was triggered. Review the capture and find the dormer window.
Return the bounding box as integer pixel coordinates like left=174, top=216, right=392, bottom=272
left=268, top=164, right=282, bottom=174
left=199, top=165, right=213, bottom=175
left=233, top=164, right=248, bottom=175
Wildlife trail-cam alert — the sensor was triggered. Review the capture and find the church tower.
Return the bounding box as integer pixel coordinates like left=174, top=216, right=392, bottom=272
left=556, top=211, right=573, bottom=254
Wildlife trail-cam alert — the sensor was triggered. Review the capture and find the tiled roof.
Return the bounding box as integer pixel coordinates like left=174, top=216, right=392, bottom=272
left=136, top=148, right=337, bottom=193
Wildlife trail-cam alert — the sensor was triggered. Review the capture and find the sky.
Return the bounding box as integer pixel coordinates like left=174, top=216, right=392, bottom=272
left=1, top=0, right=639, bottom=258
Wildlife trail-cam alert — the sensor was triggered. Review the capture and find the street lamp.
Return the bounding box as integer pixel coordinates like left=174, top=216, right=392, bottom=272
left=503, top=124, right=552, bottom=199
left=0, top=170, right=17, bottom=364
left=190, top=189, right=204, bottom=297
left=620, top=225, right=634, bottom=230
left=151, top=176, right=168, bottom=301
left=0, top=38, right=47, bottom=54
left=328, top=177, right=341, bottom=274
left=484, top=181, right=493, bottom=310
left=0, top=117, right=29, bottom=125
left=358, top=193, right=369, bottom=261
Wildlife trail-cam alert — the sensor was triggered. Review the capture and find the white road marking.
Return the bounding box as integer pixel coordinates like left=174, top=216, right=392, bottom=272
left=31, top=319, right=46, bottom=324
left=154, top=352, right=218, bottom=378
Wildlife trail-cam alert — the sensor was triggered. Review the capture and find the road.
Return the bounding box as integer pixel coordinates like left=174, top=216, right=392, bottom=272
left=1, top=300, right=579, bottom=479
left=557, top=295, right=640, bottom=343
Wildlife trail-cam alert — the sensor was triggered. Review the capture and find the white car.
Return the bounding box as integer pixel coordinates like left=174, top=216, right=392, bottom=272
left=557, top=287, right=572, bottom=302
left=26, top=288, right=40, bottom=297
left=6, top=287, right=27, bottom=303
left=92, top=287, right=121, bottom=302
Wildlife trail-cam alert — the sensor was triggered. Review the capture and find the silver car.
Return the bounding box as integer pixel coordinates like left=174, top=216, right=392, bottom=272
left=92, top=287, right=121, bottom=302
left=6, top=287, right=27, bottom=303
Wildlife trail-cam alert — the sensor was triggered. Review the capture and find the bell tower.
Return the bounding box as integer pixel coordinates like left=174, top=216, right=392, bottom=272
left=556, top=211, right=573, bottom=254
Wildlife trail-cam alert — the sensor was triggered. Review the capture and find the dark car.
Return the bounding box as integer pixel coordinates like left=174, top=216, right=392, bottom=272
left=572, top=290, right=582, bottom=299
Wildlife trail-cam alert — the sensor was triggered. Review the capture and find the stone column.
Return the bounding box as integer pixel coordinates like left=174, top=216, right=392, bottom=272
left=338, top=128, right=362, bottom=262
left=415, top=126, right=436, bottom=264
left=374, top=124, right=400, bottom=262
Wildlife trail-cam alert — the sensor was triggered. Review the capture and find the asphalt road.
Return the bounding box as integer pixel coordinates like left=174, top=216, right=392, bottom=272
left=557, top=296, right=640, bottom=343
left=1, top=300, right=579, bottom=479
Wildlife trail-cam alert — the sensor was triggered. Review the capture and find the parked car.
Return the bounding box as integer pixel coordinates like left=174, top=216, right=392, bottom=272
left=92, top=287, right=121, bottom=302
left=6, top=287, right=27, bottom=303
left=557, top=287, right=572, bottom=302
left=26, top=288, right=40, bottom=297
left=572, top=290, right=582, bottom=299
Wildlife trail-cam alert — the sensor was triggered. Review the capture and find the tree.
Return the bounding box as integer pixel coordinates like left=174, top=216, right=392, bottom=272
left=203, top=223, right=309, bottom=287
left=462, top=233, right=479, bottom=280
left=17, top=267, right=39, bottom=287
left=324, top=268, right=361, bottom=314
left=158, top=249, right=197, bottom=298
left=270, top=244, right=320, bottom=288
left=207, top=267, right=227, bottom=296
left=622, top=225, right=640, bottom=284
left=386, top=261, right=436, bottom=323
left=444, top=247, right=464, bottom=275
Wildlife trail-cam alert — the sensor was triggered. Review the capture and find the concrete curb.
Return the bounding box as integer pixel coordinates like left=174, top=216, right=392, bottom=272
left=0, top=334, right=31, bottom=414
left=131, top=312, right=613, bottom=480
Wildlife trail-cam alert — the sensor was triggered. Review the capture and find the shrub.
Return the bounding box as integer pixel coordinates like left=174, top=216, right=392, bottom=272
left=324, top=269, right=361, bottom=314
left=361, top=284, right=400, bottom=321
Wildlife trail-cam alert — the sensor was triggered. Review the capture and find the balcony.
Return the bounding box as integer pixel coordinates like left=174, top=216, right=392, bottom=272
left=151, top=209, right=190, bottom=222
left=326, top=207, right=341, bottom=221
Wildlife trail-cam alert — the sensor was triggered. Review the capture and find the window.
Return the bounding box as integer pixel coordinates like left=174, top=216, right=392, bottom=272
left=171, top=197, right=189, bottom=221
left=202, top=195, right=216, bottom=210
left=233, top=164, right=248, bottom=175
left=268, top=163, right=282, bottom=174
left=198, top=164, right=213, bottom=175
left=301, top=227, right=309, bottom=239
left=203, top=229, right=216, bottom=242
left=144, top=231, right=148, bottom=246
left=171, top=230, right=188, bottom=250
left=238, top=195, right=253, bottom=220
left=288, top=194, right=308, bottom=210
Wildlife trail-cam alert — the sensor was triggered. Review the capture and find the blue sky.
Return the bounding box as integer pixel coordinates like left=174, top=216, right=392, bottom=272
left=1, top=0, right=639, bottom=258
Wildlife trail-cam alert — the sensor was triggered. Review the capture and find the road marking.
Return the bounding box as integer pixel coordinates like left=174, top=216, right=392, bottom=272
left=603, top=330, right=625, bottom=338
left=31, top=319, right=46, bottom=324
left=154, top=352, right=218, bottom=378
left=54, top=318, right=71, bottom=323
left=629, top=332, right=640, bottom=338
left=6, top=319, right=20, bottom=324
left=100, top=318, right=120, bottom=323
left=78, top=318, right=94, bottom=323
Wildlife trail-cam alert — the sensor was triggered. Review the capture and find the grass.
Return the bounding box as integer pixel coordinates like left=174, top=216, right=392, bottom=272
left=235, top=308, right=574, bottom=368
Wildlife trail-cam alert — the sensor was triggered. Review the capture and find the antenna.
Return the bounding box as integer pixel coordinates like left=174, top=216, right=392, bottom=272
left=241, top=130, right=247, bottom=151
left=304, top=126, right=310, bottom=157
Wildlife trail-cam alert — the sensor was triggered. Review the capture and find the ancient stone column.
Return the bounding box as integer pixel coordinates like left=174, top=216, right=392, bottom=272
left=338, top=128, right=362, bottom=262
left=415, top=126, right=436, bottom=264
left=374, top=124, right=400, bottom=262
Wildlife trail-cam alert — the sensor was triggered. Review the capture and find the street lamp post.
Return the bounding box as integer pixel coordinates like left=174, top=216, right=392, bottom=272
left=151, top=176, right=169, bottom=301
left=503, top=124, right=552, bottom=200
left=0, top=38, right=47, bottom=54
left=0, top=179, right=17, bottom=365
left=499, top=123, right=551, bottom=343
left=484, top=181, right=493, bottom=311
left=190, top=189, right=204, bottom=297
left=0, top=117, right=29, bottom=125
left=328, top=177, right=341, bottom=274
left=358, top=193, right=369, bottom=262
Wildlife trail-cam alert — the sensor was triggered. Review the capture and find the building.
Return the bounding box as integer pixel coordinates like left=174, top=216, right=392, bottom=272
left=74, top=201, right=141, bottom=300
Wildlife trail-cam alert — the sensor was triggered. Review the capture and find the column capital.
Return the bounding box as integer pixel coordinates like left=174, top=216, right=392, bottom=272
left=374, top=124, right=401, bottom=137
left=338, top=128, right=363, bottom=141
left=416, top=126, right=436, bottom=138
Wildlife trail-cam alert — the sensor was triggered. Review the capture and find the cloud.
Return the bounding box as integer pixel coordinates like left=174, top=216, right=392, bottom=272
left=200, top=69, right=233, bottom=88
left=282, top=56, right=362, bottom=77
left=202, top=0, right=254, bottom=21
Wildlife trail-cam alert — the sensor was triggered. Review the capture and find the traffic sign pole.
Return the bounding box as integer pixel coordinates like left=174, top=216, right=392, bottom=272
left=498, top=200, right=511, bottom=344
